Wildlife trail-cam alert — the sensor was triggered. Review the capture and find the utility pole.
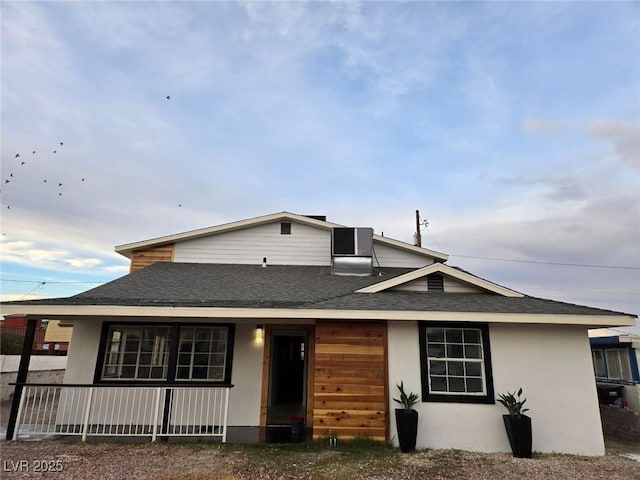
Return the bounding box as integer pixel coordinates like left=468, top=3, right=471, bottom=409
left=415, top=210, right=422, bottom=247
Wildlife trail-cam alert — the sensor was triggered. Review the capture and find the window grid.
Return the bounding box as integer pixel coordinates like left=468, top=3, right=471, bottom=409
left=102, top=326, right=171, bottom=380
left=426, top=327, right=486, bottom=395
left=176, top=327, right=228, bottom=381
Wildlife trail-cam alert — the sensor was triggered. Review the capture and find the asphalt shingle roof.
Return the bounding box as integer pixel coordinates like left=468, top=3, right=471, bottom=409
left=5, top=262, right=629, bottom=316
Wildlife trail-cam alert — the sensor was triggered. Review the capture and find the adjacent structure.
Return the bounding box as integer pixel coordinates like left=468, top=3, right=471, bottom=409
left=2, top=211, right=635, bottom=454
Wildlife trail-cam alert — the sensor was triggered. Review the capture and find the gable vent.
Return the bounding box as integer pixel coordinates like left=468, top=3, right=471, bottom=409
left=427, top=273, right=444, bottom=292
left=280, top=222, right=292, bottom=235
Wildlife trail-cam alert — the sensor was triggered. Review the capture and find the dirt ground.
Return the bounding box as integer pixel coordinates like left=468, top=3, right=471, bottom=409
left=1, top=400, right=638, bottom=480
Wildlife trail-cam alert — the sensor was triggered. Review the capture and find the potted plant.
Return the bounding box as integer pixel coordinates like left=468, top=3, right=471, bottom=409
left=393, top=381, right=419, bottom=453
left=497, top=387, right=532, bottom=458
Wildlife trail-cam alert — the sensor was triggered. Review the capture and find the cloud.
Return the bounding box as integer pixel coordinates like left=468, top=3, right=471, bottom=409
left=588, top=120, right=640, bottom=171
left=522, top=118, right=559, bottom=134
left=498, top=176, right=588, bottom=202
left=0, top=238, right=126, bottom=276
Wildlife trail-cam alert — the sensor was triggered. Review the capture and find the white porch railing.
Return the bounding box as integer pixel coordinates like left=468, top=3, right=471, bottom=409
left=12, top=384, right=232, bottom=442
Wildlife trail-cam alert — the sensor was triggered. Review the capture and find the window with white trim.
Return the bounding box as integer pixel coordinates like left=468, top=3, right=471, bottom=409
left=419, top=322, right=495, bottom=403
left=592, top=347, right=633, bottom=381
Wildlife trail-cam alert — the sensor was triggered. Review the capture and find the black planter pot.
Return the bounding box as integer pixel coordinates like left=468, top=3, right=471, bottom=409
left=502, top=414, right=532, bottom=458
left=395, top=409, right=418, bottom=453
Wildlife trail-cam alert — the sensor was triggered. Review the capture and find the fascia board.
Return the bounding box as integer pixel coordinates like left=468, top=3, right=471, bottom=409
left=1, top=304, right=635, bottom=327
left=114, top=211, right=449, bottom=261
left=114, top=212, right=344, bottom=258
left=372, top=234, right=448, bottom=261
left=357, top=263, right=523, bottom=297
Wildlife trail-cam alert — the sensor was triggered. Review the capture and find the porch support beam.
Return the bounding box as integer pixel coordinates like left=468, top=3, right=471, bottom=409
left=6, top=318, right=38, bottom=440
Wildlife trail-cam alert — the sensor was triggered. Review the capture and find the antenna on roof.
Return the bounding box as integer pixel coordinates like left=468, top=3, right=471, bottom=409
left=414, top=210, right=428, bottom=247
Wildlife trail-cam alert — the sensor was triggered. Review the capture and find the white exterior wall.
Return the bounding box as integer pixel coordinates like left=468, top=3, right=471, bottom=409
left=373, top=243, right=434, bottom=268
left=388, top=321, right=605, bottom=455
left=174, top=222, right=332, bottom=266
left=63, top=319, right=101, bottom=384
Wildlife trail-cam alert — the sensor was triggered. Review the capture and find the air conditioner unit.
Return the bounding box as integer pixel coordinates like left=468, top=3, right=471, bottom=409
left=331, top=227, right=374, bottom=276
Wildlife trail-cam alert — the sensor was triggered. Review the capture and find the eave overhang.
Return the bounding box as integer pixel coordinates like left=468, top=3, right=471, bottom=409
left=1, top=304, right=635, bottom=328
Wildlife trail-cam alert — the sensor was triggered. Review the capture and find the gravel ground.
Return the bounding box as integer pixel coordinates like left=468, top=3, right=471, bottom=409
left=1, top=401, right=639, bottom=479
left=0, top=439, right=639, bottom=480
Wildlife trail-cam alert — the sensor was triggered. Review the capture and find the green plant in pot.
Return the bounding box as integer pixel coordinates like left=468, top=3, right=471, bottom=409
left=393, top=381, right=419, bottom=453
left=497, top=387, right=532, bottom=458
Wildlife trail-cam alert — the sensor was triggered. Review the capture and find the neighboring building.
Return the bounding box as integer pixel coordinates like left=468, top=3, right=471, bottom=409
left=1, top=212, right=636, bottom=455
left=589, top=327, right=640, bottom=412
left=42, top=320, right=73, bottom=355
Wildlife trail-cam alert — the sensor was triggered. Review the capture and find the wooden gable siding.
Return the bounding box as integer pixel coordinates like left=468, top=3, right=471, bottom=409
left=130, top=244, right=174, bottom=272
left=373, top=243, right=434, bottom=268
left=173, top=222, right=332, bottom=265
left=313, top=321, right=388, bottom=442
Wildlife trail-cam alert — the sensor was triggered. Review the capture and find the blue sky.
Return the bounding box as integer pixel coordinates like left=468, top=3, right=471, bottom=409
left=1, top=1, right=639, bottom=319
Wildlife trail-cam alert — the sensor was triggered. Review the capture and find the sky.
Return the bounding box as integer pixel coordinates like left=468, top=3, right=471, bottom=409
left=1, top=1, right=639, bottom=322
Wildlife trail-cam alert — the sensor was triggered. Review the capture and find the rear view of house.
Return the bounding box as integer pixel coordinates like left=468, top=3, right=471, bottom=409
left=2, top=212, right=635, bottom=454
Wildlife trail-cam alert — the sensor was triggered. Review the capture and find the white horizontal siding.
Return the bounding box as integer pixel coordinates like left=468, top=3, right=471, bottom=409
left=373, top=243, right=434, bottom=268
left=391, top=276, right=487, bottom=293
left=444, top=277, right=486, bottom=293
left=174, top=222, right=332, bottom=265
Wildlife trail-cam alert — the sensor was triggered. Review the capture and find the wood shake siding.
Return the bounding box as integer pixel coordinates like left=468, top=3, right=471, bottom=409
left=313, top=321, right=388, bottom=442
left=130, top=244, right=174, bottom=272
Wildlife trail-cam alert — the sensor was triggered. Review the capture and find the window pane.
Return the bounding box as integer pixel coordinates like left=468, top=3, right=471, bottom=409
left=446, top=344, right=464, bottom=358
left=448, top=361, right=464, bottom=376
left=427, top=328, right=445, bottom=342
left=464, top=345, right=481, bottom=359
left=431, top=376, right=447, bottom=391
left=592, top=350, right=606, bottom=377
left=427, top=343, right=445, bottom=358
left=463, top=329, right=480, bottom=344
left=448, top=377, right=465, bottom=392
left=465, top=362, right=482, bottom=377
left=430, top=360, right=446, bottom=375
left=445, top=329, right=463, bottom=343
left=466, top=378, right=483, bottom=393
left=176, top=367, right=190, bottom=379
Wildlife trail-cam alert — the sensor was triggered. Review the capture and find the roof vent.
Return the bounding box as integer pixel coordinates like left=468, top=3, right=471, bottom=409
left=427, top=273, right=444, bottom=291
left=331, top=227, right=374, bottom=276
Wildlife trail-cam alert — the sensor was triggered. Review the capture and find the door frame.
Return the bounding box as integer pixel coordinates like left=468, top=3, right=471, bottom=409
left=260, top=324, right=315, bottom=428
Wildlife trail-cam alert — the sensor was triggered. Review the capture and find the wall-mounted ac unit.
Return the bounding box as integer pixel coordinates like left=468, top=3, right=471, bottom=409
left=331, top=227, right=374, bottom=276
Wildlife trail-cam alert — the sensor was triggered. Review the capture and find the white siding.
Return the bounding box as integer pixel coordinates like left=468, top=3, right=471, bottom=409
left=174, top=222, right=332, bottom=265
left=388, top=321, right=605, bottom=455
left=373, top=243, right=434, bottom=268
left=391, top=276, right=487, bottom=293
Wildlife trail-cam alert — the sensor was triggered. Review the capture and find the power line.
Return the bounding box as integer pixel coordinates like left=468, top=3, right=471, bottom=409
left=448, top=254, right=640, bottom=270
left=1, top=278, right=105, bottom=284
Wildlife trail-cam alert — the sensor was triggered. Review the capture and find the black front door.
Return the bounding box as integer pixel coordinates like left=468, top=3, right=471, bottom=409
left=267, top=332, right=307, bottom=425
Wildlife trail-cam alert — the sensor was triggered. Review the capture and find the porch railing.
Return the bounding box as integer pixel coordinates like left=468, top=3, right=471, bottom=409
left=11, top=383, right=232, bottom=442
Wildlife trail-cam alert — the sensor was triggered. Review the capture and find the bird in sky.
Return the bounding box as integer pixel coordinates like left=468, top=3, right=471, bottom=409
left=60, top=142, right=63, bottom=146
left=4, top=180, right=9, bottom=184
left=166, top=96, right=171, bottom=100
left=20, top=161, right=25, bottom=165
left=58, top=183, right=63, bottom=187
left=32, top=151, right=36, bottom=154
left=15, top=153, right=19, bottom=158
left=43, top=179, right=47, bottom=183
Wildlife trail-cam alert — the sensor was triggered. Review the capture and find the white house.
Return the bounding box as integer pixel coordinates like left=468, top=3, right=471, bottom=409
left=2, top=211, right=635, bottom=454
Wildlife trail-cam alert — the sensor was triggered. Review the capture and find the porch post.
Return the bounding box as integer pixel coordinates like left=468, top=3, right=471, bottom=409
left=6, top=318, right=38, bottom=440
